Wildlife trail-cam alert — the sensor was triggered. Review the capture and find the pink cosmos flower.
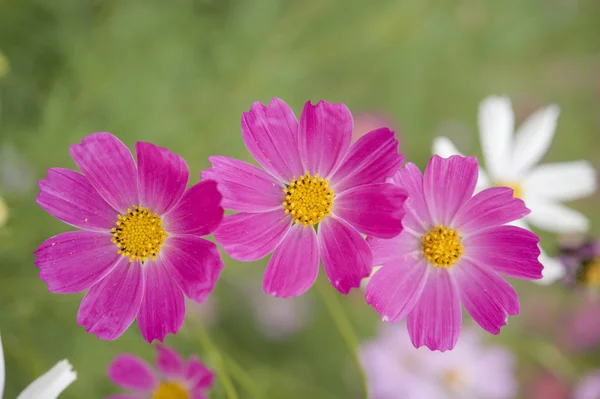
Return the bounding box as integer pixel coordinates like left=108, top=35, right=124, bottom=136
left=107, top=344, right=214, bottom=399
left=359, top=323, right=517, bottom=399
left=35, top=133, right=224, bottom=342
left=366, top=155, right=543, bottom=351
left=203, top=98, right=406, bottom=297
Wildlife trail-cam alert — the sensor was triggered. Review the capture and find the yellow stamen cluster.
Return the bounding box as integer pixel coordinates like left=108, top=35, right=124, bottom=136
left=443, top=370, right=464, bottom=389
left=283, top=171, right=334, bottom=226
left=151, top=382, right=189, bottom=399
left=111, top=206, right=167, bottom=262
left=421, top=225, right=464, bottom=268
left=497, top=181, right=523, bottom=199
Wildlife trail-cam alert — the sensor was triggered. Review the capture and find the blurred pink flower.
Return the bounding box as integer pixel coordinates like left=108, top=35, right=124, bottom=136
left=107, top=344, right=214, bottom=399
left=237, top=276, right=312, bottom=340
left=359, top=323, right=517, bottom=399
left=574, top=371, right=600, bottom=399
left=561, top=297, right=600, bottom=353
left=525, top=372, right=570, bottom=399
left=352, top=112, right=398, bottom=143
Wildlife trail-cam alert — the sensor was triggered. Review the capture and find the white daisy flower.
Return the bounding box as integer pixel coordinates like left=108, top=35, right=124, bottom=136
left=0, top=335, right=76, bottom=399
left=433, top=96, right=597, bottom=284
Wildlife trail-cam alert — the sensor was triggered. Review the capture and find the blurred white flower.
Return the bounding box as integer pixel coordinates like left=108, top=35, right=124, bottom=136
left=359, top=323, right=517, bottom=399
left=433, top=96, right=597, bottom=284
left=0, top=335, right=76, bottom=399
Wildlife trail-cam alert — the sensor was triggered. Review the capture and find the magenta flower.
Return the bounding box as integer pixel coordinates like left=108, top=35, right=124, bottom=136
left=203, top=98, right=406, bottom=297
left=107, top=344, right=214, bottom=399
left=366, top=155, right=543, bottom=351
left=35, top=133, right=224, bottom=342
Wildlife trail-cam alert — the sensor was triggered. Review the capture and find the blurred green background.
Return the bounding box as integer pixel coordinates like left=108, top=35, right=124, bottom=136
left=0, top=0, right=599, bottom=398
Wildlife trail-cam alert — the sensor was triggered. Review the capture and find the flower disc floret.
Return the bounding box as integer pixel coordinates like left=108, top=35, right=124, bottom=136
left=283, top=171, right=334, bottom=226
left=421, top=225, right=464, bottom=268
left=111, top=205, right=168, bottom=262
left=152, top=382, right=189, bottom=399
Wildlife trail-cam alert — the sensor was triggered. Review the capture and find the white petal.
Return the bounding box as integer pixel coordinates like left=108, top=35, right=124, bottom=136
left=524, top=161, right=597, bottom=202
left=478, top=96, right=514, bottom=181
left=432, top=136, right=463, bottom=157
left=511, top=104, right=560, bottom=176
left=535, top=249, right=566, bottom=284
left=525, top=200, right=589, bottom=233
left=0, top=335, right=5, bottom=398
left=16, top=360, right=76, bottom=399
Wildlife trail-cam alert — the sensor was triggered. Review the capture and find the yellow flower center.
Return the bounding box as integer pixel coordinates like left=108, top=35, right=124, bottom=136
left=497, top=181, right=522, bottom=199
left=151, top=382, right=189, bottom=399
left=421, top=225, right=464, bottom=268
left=580, top=258, right=600, bottom=287
left=282, top=171, right=334, bottom=226
left=443, top=369, right=464, bottom=389
left=110, top=206, right=168, bottom=262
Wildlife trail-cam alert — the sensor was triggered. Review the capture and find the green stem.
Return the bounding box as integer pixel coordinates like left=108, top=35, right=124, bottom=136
left=315, top=278, right=368, bottom=397
left=195, top=324, right=239, bottom=399
left=223, top=353, right=264, bottom=399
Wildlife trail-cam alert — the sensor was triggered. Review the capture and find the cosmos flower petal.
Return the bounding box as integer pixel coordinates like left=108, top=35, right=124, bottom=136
left=214, top=210, right=291, bottom=261
left=298, top=100, right=352, bottom=178
left=107, top=354, right=157, bottom=393
left=201, top=156, right=284, bottom=212
left=464, top=225, right=543, bottom=280
left=432, top=136, right=491, bottom=191
left=367, top=233, right=420, bottom=266
left=523, top=161, right=597, bottom=202
left=36, top=168, right=118, bottom=231
left=77, top=258, right=145, bottom=340
left=389, top=163, right=431, bottom=231
left=136, top=142, right=189, bottom=215
left=34, top=231, right=121, bottom=294
left=407, top=269, right=462, bottom=351
left=187, top=355, right=215, bottom=390
left=156, top=344, right=186, bottom=377
left=478, top=96, right=514, bottom=181
left=163, top=180, right=223, bottom=236
left=16, top=360, right=76, bottom=399
left=526, top=199, right=589, bottom=233
left=138, top=264, right=186, bottom=343
left=455, top=259, right=519, bottom=334
left=423, top=155, right=478, bottom=225
left=330, top=128, right=403, bottom=192
left=263, top=223, right=319, bottom=297
left=334, top=183, right=406, bottom=239
left=241, top=98, right=303, bottom=182
left=161, top=236, right=224, bottom=303
left=453, top=186, right=530, bottom=235
left=366, top=256, right=429, bottom=323
left=318, top=216, right=372, bottom=294
left=69, top=133, right=138, bottom=213
left=511, top=104, right=560, bottom=176
left=106, top=395, right=140, bottom=399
